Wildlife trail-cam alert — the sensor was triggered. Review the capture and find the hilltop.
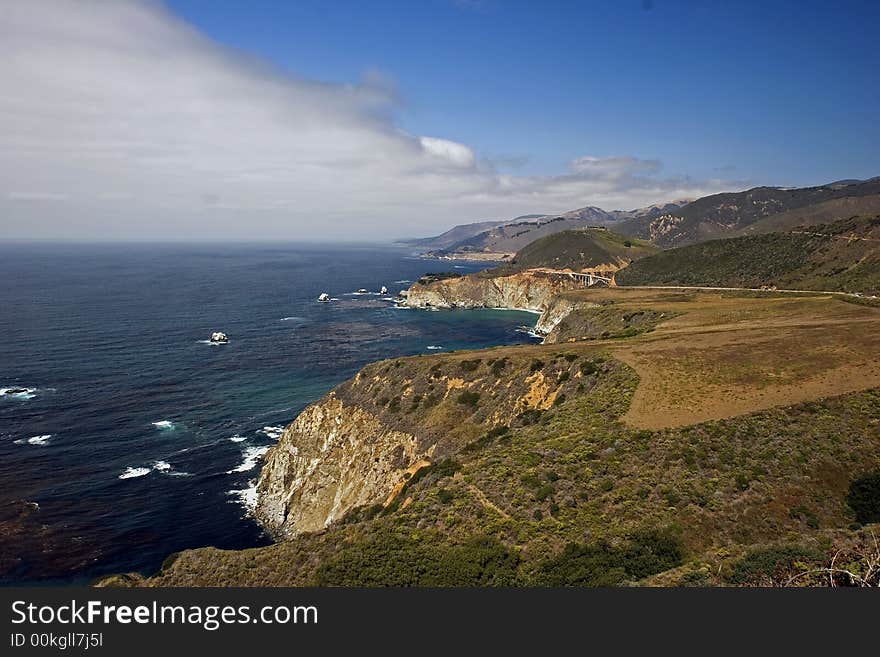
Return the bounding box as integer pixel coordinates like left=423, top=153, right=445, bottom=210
left=484, top=227, right=658, bottom=277
left=616, top=215, right=880, bottom=295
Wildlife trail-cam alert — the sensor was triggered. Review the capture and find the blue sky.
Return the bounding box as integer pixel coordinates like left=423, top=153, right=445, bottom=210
left=1, top=0, right=878, bottom=239
left=166, top=0, right=880, bottom=187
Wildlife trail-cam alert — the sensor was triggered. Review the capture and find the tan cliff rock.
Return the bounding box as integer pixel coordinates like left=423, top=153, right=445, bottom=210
left=255, top=394, right=429, bottom=537
left=403, top=270, right=583, bottom=313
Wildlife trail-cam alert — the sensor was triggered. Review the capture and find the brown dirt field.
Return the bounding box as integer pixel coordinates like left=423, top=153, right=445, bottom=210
left=559, top=289, right=880, bottom=428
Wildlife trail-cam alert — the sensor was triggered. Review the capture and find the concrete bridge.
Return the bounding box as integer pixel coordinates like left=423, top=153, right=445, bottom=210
left=568, top=271, right=614, bottom=287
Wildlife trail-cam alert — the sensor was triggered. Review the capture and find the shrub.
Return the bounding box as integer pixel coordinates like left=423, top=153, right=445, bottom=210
left=456, top=390, right=480, bottom=407
left=516, top=409, right=544, bottom=425
left=437, top=488, right=455, bottom=504
left=463, top=426, right=510, bottom=453
left=491, top=358, right=508, bottom=375
left=580, top=361, right=597, bottom=376
left=314, top=534, right=520, bottom=586
left=530, top=359, right=544, bottom=372
left=726, top=546, right=824, bottom=585
left=459, top=359, right=481, bottom=372
left=535, top=484, right=555, bottom=501
left=532, top=529, right=684, bottom=586
left=846, top=471, right=880, bottom=524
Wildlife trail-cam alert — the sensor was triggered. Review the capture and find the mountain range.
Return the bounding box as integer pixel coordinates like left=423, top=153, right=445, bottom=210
left=407, top=177, right=880, bottom=255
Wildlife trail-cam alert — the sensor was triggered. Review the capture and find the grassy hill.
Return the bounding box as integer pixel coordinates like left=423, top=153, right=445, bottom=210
left=616, top=215, right=880, bottom=295
left=485, top=227, right=659, bottom=276
left=133, top=289, right=880, bottom=587
left=616, top=178, right=880, bottom=247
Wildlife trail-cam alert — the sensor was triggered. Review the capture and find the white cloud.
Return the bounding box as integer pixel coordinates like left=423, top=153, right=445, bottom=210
left=0, top=0, right=741, bottom=240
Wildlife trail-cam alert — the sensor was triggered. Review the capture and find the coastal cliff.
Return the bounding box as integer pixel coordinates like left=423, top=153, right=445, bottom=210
left=254, top=346, right=603, bottom=537
left=255, top=395, right=424, bottom=536
left=404, top=270, right=583, bottom=313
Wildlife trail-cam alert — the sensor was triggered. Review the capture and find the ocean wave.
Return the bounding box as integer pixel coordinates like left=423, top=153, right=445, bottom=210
left=258, top=425, right=284, bottom=440
left=197, top=339, right=227, bottom=346
left=119, top=466, right=151, bottom=480
left=119, top=460, right=188, bottom=479
left=226, top=445, right=270, bottom=474
left=227, top=485, right=258, bottom=512
left=151, top=420, right=176, bottom=430
left=393, top=280, right=411, bottom=284
left=515, top=326, right=543, bottom=339
left=229, top=434, right=248, bottom=443
left=279, top=316, right=305, bottom=322
left=1, top=386, right=37, bottom=400
left=426, top=345, right=444, bottom=350
left=14, top=434, right=52, bottom=446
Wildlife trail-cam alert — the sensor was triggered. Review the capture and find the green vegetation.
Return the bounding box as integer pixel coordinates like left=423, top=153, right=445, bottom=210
left=534, top=530, right=684, bottom=586
left=484, top=228, right=658, bottom=276
left=548, top=304, right=671, bottom=343
left=846, top=471, right=880, bottom=524
left=617, top=215, right=880, bottom=295
left=725, top=546, right=824, bottom=586
left=314, top=534, right=520, bottom=586
left=417, top=272, right=462, bottom=285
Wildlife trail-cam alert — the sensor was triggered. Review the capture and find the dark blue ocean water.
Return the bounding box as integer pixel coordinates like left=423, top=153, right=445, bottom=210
left=0, top=243, right=537, bottom=585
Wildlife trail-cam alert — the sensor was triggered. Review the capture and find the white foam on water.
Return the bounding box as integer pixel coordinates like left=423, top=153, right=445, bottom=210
left=258, top=425, right=284, bottom=440
left=279, top=316, right=304, bottom=322
left=152, top=460, right=171, bottom=472
left=14, top=434, right=52, bottom=446
left=227, top=484, right=258, bottom=512
left=229, top=434, right=247, bottom=443
left=151, top=420, right=175, bottom=430
left=380, top=297, right=396, bottom=301
left=119, top=467, right=151, bottom=479
left=226, top=445, right=270, bottom=474
left=426, top=345, right=443, bottom=350
left=393, top=280, right=411, bottom=284
left=1, top=386, right=37, bottom=400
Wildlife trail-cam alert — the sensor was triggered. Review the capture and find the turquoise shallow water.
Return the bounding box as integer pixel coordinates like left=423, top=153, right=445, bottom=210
left=0, top=242, right=538, bottom=584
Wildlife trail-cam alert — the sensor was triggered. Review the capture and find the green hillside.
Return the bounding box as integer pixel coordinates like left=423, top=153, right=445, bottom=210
left=486, top=228, right=659, bottom=276
left=616, top=215, right=880, bottom=295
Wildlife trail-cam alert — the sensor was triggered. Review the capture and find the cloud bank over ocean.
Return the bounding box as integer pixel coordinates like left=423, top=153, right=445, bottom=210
left=0, top=0, right=738, bottom=240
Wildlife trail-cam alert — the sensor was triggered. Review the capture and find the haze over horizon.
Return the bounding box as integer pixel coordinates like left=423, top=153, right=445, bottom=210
left=1, top=0, right=878, bottom=241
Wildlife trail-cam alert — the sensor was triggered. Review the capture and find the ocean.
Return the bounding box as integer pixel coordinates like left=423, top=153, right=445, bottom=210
left=0, top=242, right=538, bottom=585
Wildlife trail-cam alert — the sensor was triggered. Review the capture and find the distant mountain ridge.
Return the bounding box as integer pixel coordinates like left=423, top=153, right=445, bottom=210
left=412, top=200, right=691, bottom=256
left=614, top=178, right=880, bottom=247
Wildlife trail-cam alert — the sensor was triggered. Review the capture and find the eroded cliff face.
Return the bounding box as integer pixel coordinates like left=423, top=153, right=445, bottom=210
left=255, top=394, right=427, bottom=537
left=404, top=270, right=582, bottom=313
left=255, top=349, right=600, bottom=537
